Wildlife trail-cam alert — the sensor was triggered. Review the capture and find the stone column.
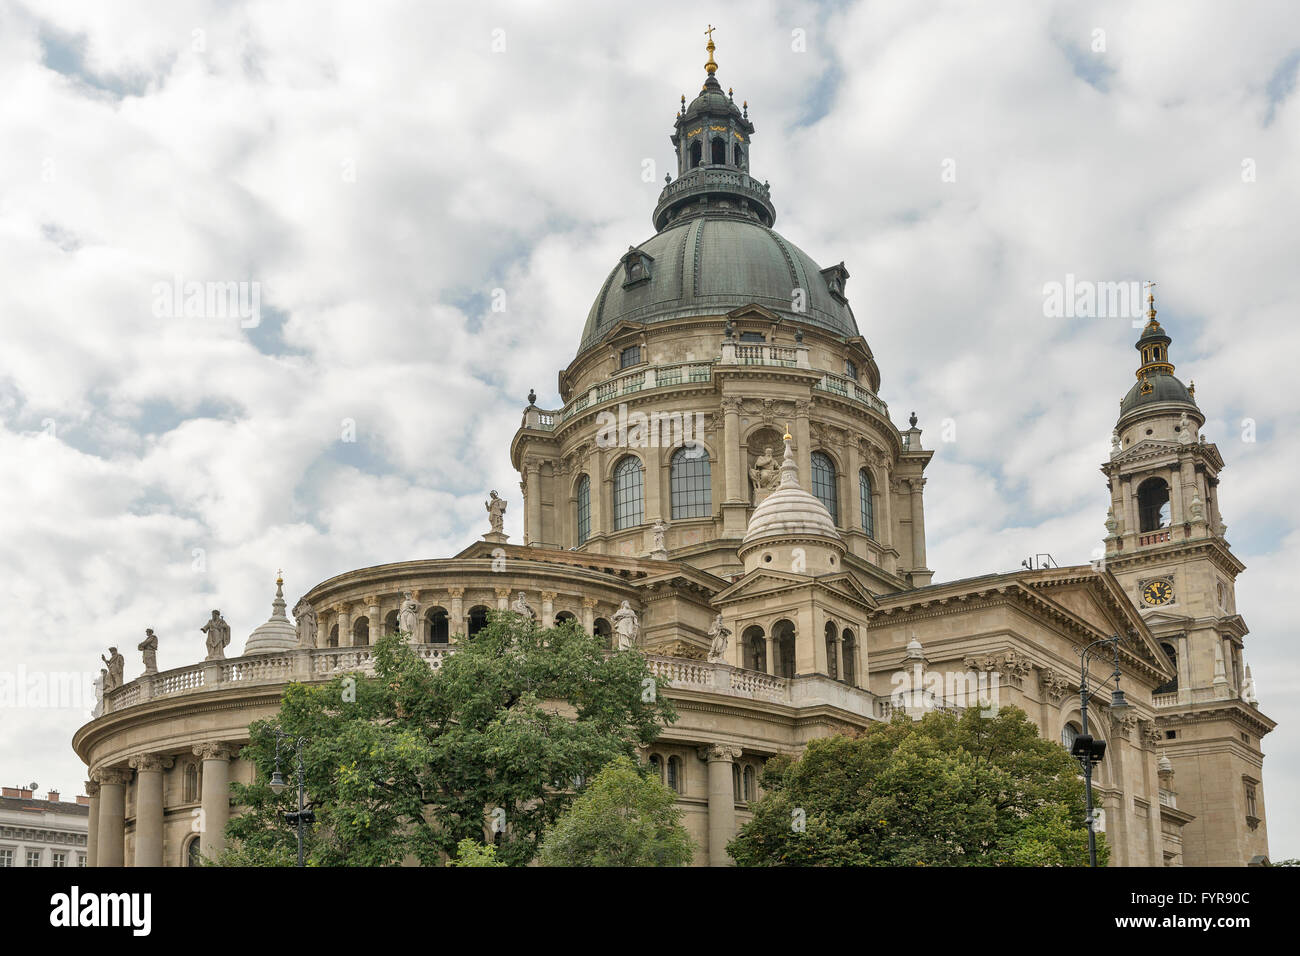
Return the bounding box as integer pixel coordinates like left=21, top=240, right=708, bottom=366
left=84, top=779, right=100, bottom=868
left=835, top=634, right=845, bottom=682
left=582, top=597, right=597, bottom=635
left=846, top=441, right=862, bottom=532
left=722, top=397, right=743, bottom=502
left=129, top=754, right=172, bottom=867
left=194, top=742, right=234, bottom=863
left=525, top=459, right=543, bottom=545
left=908, top=477, right=928, bottom=571
left=337, top=603, right=353, bottom=648
left=1122, top=477, right=1138, bottom=543
left=1168, top=466, right=1184, bottom=529
left=644, top=450, right=663, bottom=528
left=448, top=587, right=465, bottom=639
left=794, top=400, right=812, bottom=489
left=366, top=597, right=380, bottom=644
left=764, top=634, right=775, bottom=676
left=540, top=591, right=556, bottom=629
left=701, top=744, right=742, bottom=866
left=95, top=768, right=130, bottom=868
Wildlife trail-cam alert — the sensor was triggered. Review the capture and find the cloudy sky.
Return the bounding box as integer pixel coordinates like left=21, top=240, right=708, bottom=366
left=1, top=0, right=1296, bottom=857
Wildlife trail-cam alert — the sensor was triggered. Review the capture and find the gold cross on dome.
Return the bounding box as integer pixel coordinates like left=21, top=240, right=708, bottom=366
left=705, top=24, right=716, bottom=42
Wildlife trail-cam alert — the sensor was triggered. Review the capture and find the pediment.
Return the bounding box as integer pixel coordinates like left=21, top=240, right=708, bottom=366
left=712, top=569, right=877, bottom=611
left=1114, top=439, right=1177, bottom=462
left=726, top=302, right=784, bottom=324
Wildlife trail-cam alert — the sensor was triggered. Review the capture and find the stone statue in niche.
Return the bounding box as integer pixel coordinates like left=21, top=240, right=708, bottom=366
left=202, top=610, right=231, bottom=661
left=749, top=446, right=779, bottom=493
left=612, top=600, right=640, bottom=651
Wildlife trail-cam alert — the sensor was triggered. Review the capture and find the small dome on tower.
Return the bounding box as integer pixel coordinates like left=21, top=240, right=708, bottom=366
left=242, top=572, right=298, bottom=655
left=742, top=433, right=842, bottom=549
left=1118, top=285, right=1199, bottom=425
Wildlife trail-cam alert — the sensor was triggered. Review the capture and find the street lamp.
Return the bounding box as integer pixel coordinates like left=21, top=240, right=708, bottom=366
left=269, top=728, right=313, bottom=867
left=1073, top=633, right=1131, bottom=868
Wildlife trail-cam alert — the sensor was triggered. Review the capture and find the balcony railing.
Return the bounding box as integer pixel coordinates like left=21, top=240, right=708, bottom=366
left=815, top=371, right=890, bottom=416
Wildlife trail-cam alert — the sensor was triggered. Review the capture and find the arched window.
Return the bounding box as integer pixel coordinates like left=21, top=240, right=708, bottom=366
left=612, top=456, right=644, bottom=530
left=845, top=359, right=858, bottom=380
left=824, top=621, right=838, bottom=680
left=327, top=624, right=338, bottom=648
left=555, top=611, right=576, bottom=626
left=711, top=137, right=727, bottom=165
left=575, top=475, right=591, bottom=545
left=841, top=629, right=857, bottom=687
left=859, top=469, right=875, bottom=538
left=467, top=605, right=489, bottom=637
left=670, top=447, right=711, bottom=519
left=426, top=607, right=449, bottom=643
left=773, top=619, right=796, bottom=678
left=185, top=835, right=201, bottom=867
left=1061, top=722, right=1080, bottom=750
left=384, top=610, right=400, bottom=637
left=648, top=753, right=663, bottom=782
left=743, top=765, right=756, bottom=802
left=1138, top=477, right=1171, bottom=532
left=811, top=452, right=838, bottom=524
left=1156, top=642, right=1179, bottom=695
left=352, top=617, right=370, bottom=647
left=182, top=763, right=199, bottom=804
left=594, top=617, right=613, bottom=646
left=667, top=756, right=683, bottom=793
left=689, top=140, right=702, bottom=168
left=733, top=764, right=742, bottom=802
left=734, top=144, right=744, bottom=167
left=742, top=625, right=766, bottom=672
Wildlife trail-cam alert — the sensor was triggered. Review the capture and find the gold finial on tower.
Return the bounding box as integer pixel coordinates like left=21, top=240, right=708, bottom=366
left=1144, top=279, right=1158, bottom=329
left=783, top=422, right=792, bottom=441
left=276, top=568, right=283, bottom=585
left=704, top=24, right=718, bottom=75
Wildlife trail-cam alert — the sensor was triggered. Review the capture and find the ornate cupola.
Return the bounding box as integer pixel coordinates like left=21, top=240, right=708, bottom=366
left=739, top=430, right=845, bottom=575
left=654, top=27, right=774, bottom=231
left=1116, top=285, right=1201, bottom=434
left=242, top=571, right=298, bottom=655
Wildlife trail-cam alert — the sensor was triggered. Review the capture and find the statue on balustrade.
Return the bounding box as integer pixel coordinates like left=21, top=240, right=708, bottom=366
left=612, top=600, right=639, bottom=651
left=707, top=614, right=731, bottom=664
left=138, top=628, right=159, bottom=675
left=399, top=592, right=420, bottom=638
left=202, top=609, right=231, bottom=661
left=101, top=646, right=124, bottom=690
left=486, top=490, right=507, bottom=534
left=293, top=598, right=318, bottom=648
left=749, top=447, right=779, bottom=495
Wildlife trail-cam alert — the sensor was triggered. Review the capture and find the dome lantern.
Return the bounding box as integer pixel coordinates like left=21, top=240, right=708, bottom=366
left=242, top=571, right=299, bottom=656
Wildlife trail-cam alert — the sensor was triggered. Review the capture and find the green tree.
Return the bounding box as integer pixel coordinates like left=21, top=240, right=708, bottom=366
left=221, top=614, right=675, bottom=866
left=447, top=838, right=507, bottom=867
left=538, top=756, right=695, bottom=866
left=728, top=706, right=1107, bottom=867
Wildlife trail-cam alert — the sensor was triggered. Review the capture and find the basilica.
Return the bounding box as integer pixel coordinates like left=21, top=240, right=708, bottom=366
left=73, top=36, right=1273, bottom=867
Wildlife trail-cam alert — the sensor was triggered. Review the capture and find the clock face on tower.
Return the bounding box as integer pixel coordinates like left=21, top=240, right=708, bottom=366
left=1142, top=580, right=1174, bottom=606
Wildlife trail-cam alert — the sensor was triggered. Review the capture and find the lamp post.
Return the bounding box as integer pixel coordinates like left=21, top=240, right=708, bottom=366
left=268, top=728, right=313, bottom=867
left=1072, top=633, right=1130, bottom=868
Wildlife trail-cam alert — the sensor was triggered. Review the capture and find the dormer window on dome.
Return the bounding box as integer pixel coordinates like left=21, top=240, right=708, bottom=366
left=620, top=246, right=653, bottom=288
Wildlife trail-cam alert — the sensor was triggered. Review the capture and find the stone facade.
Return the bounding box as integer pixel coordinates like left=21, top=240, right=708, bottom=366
left=71, top=44, right=1272, bottom=868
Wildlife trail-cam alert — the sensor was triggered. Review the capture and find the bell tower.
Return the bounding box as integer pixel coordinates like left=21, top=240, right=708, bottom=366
left=1100, top=285, right=1274, bottom=865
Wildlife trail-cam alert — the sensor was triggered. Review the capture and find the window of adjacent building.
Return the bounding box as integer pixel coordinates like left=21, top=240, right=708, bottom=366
left=0, top=848, right=14, bottom=867
left=52, top=852, right=66, bottom=867
left=811, top=452, right=838, bottom=524
left=26, top=850, right=41, bottom=867
left=620, top=345, right=641, bottom=369
left=670, top=447, right=711, bottom=519
left=612, top=456, right=644, bottom=530
left=859, top=469, right=875, bottom=538
left=1155, top=642, right=1178, bottom=695
left=667, top=756, right=683, bottom=794
left=576, top=474, right=591, bottom=545
left=1137, top=477, right=1171, bottom=531
left=76, top=854, right=85, bottom=867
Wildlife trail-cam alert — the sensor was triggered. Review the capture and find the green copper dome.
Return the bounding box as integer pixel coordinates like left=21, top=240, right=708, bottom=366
left=577, top=48, right=861, bottom=354
left=579, top=217, right=861, bottom=352
left=1117, top=290, right=1199, bottom=424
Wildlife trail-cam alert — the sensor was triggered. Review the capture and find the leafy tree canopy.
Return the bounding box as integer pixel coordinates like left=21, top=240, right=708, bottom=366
left=728, top=706, right=1107, bottom=867
left=221, top=614, right=675, bottom=866
left=538, top=755, right=695, bottom=866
